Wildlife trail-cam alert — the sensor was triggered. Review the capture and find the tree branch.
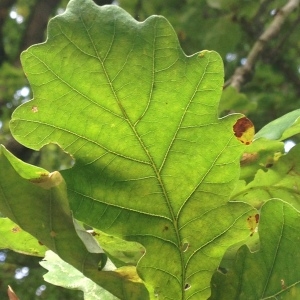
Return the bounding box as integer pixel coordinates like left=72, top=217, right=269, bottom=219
left=225, top=0, right=300, bottom=91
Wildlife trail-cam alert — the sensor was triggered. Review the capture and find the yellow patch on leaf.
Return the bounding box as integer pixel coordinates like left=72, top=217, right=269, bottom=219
left=233, top=117, right=255, bottom=145
left=247, top=213, right=259, bottom=236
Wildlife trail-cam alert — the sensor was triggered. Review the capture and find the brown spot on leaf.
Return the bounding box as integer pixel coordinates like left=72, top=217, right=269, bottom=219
left=11, top=226, right=21, bottom=233
left=31, top=106, right=38, bottom=113
left=30, top=173, right=49, bottom=184
left=87, top=230, right=99, bottom=236
left=240, top=152, right=258, bottom=166
left=50, top=231, right=57, bottom=238
left=233, top=117, right=255, bottom=145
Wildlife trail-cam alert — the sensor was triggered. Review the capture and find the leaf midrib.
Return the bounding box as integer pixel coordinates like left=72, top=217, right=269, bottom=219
left=79, top=11, right=188, bottom=296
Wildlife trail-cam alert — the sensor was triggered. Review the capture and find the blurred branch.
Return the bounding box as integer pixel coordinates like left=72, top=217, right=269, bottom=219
left=225, top=0, right=300, bottom=91
left=268, top=14, right=300, bottom=58
left=0, top=0, right=18, bottom=65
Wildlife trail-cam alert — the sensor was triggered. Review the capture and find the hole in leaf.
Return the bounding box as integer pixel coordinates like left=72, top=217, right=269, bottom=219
left=34, top=143, right=74, bottom=171
left=218, top=266, right=228, bottom=274
left=184, top=283, right=191, bottom=290
left=97, top=254, right=108, bottom=271
left=181, top=241, right=189, bottom=252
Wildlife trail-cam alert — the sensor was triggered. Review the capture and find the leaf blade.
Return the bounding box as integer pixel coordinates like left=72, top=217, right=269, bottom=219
left=10, top=0, right=254, bottom=298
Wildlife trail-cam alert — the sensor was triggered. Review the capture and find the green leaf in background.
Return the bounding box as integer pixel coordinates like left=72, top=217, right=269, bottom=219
left=239, top=138, right=284, bottom=183
left=9, top=0, right=256, bottom=298
left=255, top=109, right=300, bottom=141
left=231, top=144, right=300, bottom=210
left=210, top=199, right=300, bottom=300
left=41, top=250, right=119, bottom=300
left=219, top=86, right=257, bottom=117
left=0, top=145, right=148, bottom=300
left=0, top=217, right=47, bottom=256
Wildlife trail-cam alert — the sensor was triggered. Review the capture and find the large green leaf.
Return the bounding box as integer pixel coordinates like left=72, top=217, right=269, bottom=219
left=8, top=0, right=255, bottom=298
left=210, top=199, right=300, bottom=299
left=0, top=146, right=148, bottom=300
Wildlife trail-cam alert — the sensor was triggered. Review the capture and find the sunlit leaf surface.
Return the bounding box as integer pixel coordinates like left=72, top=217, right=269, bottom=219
left=8, top=0, right=255, bottom=298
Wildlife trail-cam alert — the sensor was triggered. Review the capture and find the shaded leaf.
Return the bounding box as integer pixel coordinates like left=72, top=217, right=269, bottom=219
left=41, top=250, right=118, bottom=300
left=0, top=217, right=47, bottom=256
left=0, top=146, right=148, bottom=300
left=91, top=229, right=145, bottom=267
left=210, top=199, right=300, bottom=300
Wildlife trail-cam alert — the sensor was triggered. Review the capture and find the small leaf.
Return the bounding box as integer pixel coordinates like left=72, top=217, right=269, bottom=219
left=255, top=109, right=300, bottom=141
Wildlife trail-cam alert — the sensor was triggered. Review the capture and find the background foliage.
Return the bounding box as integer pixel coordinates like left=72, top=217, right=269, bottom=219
left=0, top=0, right=300, bottom=299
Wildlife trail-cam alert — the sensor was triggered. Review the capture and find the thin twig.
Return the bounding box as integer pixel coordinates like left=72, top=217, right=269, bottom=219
left=225, top=0, right=300, bottom=91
